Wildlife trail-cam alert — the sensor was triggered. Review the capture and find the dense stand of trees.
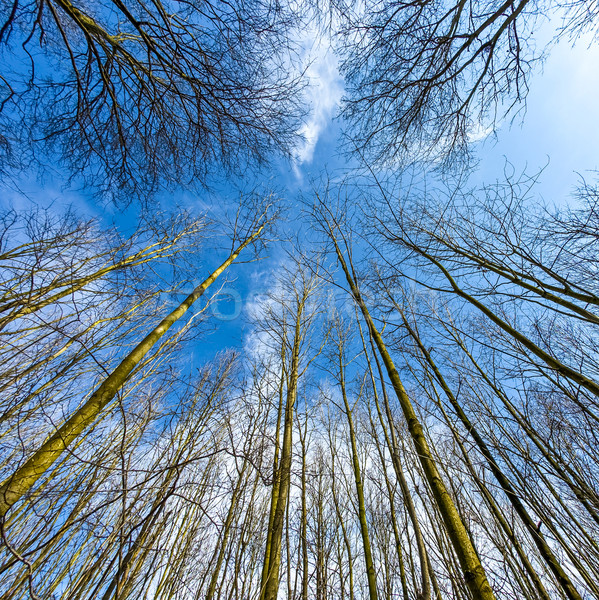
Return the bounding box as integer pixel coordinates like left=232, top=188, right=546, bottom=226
left=1, top=0, right=599, bottom=599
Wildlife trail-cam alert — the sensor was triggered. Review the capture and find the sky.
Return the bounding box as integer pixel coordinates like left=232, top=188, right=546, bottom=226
left=283, top=22, right=599, bottom=203
left=2, top=15, right=599, bottom=365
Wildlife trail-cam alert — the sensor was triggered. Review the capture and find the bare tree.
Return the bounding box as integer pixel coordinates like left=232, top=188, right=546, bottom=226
left=0, top=0, right=305, bottom=198
left=311, top=191, right=497, bottom=600
left=346, top=166, right=599, bottom=598
left=327, top=314, right=379, bottom=600
left=335, top=0, right=596, bottom=166
left=254, top=262, right=323, bottom=600
left=0, top=202, right=274, bottom=519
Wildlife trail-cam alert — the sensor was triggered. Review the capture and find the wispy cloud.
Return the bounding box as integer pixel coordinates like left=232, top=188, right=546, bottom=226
left=468, top=122, right=494, bottom=144
left=293, top=35, right=344, bottom=172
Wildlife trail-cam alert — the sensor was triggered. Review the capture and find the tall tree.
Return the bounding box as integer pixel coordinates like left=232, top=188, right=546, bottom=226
left=257, top=264, right=322, bottom=600
left=0, top=204, right=273, bottom=519
left=328, top=315, right=379, bottom=600
left=313, top=195, right=497, bottom=600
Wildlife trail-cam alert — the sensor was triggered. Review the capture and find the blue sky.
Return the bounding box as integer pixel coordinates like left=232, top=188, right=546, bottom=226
left=283, top=23, right=599, bottom=202
left=2, top=18, right=598, bottom=365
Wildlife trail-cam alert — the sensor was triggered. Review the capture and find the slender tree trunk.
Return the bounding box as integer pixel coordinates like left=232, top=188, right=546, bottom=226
left=337, top=348, right=378, bottom=600
left=0, top=221, right=266, bottom=518
left=260, top=354, right=286, bottom=595
left=206, top=459, right=250, bottom=600
left=298, top=409, right=310, bottom=600
left=325, top=223, right=496, bottom=600
left=401, top=309, right=583, bottom=600
left=329, top=429, right=355, bottom=600
left=361, top=326, right=431, bottom=600
left=261, top=296, right=304, bottom=600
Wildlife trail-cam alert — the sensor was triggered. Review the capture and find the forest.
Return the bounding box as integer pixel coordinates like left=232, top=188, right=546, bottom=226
left=1, top=1, right=599, bottom=599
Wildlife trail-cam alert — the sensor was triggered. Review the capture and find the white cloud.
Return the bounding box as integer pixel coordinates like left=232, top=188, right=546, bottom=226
left=293, top=34, right=344, bottom=171
left=468, top=122, right=494, bottom=144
